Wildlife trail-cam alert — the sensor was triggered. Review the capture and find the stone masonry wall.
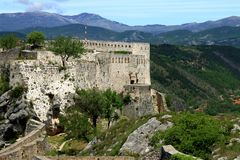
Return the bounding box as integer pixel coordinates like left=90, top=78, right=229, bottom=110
left=0, top=121, right=47, bottom=160
left=6, top=40, right=154, bottom=121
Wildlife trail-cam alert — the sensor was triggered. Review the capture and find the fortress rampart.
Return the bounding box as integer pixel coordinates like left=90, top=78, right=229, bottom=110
left=0, top=120, right=48, bottom=160
left=0, top=40, right=163, bottom=121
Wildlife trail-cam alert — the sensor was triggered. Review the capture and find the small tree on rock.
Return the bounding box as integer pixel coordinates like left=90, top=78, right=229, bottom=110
left=27, top=31, right=45, bottom=49
left=49, top=36, right=85, bottom=68
left=0, top=34, right=19, bottom=51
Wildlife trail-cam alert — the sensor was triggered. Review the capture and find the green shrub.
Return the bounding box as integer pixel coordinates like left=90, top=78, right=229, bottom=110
left=0, top=75, right=9, bottom=95
left=170, top=153, right=196, bottom=160
left=10, top=86, right=26, bottom=98
left=59, top=107, right=94, bottom=142
left=152, top=113, right=229, bottom=159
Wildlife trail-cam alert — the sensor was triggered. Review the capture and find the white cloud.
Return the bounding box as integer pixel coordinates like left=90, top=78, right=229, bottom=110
left=16, top=0, right=64, bottom=13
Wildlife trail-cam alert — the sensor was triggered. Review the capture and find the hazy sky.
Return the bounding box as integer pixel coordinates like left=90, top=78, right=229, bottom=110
left=1, top=0, right=240, bottom=25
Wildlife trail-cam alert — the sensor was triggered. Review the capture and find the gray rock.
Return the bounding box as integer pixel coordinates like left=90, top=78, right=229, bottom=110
left=0, top=100, right=9, bottom=108
left=141, top=150, right=161, bottom=160
left=0, top=91, right=11, bottom=103
left=234, top=155, right=240, bottom=160
left=213, top=155, right=221, bottom=159
left=9, top=109, right=29, bottom=122
left=230, top=138, right=240, bottom=144
left=13, top=102, right=27, bottom=113
left=218, top=157, right=228, bottom=160
left=162, top=115, right=172, bottom=119
left=120, top=117, right=173, bottom=155
left=161, top=145, right=179, bottom=159
left=160, top=145, right=202, bottom=160
left=231, top=124, right=240, bottom=134
left=0, top=140, right=5, bottom=149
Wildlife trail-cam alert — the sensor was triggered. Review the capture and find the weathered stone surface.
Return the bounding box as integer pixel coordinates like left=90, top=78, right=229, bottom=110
left=160, top=145, right=202, bottom=160
left=161, top=115, right=172, bottom=119
left=119, top=117, right=173, bottom=155
left=231, top=124, right=240, bottom=133
left=141, top=150, right=161, bottom=160
left=234, top=155, right=240, bottom=160
left=218, top=157, right=228, bottom=160
left=160, top=145, right=179, bottom=159
left=0, top=89, right=37, bottom=146
left=9, top=109, right=28, bottom=122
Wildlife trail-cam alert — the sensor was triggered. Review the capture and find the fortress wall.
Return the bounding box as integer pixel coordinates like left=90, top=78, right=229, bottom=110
left=109, top=54, right=130, bottom=92
left=7, top=40, right=152, bottom=121
left=108, top=54, right=147, bottom=92
left=0, top=122, right=47, bottom=160
left=83, top=40, right=149, bottom=54
left=75, top=60, right=97, bottom=90
left=123, top=84, right=156, bottom=118
left=37, top=51, right=62, bottom=64
left=10, top=60, right=76, bottom=121
left=95, top=53, right=112, bottom=90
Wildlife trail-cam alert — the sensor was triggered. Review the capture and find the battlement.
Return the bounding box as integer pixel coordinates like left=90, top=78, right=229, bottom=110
left=83, top=40, right=150, bottom=56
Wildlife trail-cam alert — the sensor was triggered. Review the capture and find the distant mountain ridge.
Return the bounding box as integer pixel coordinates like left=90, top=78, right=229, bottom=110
left=14, top=25, right=240, bottom=48
left=1, top=11, right=240, bottom=33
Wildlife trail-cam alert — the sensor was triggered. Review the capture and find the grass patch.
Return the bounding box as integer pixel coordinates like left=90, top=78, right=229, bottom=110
left=61, top=139, right=87, bottom=155
left=170, top=153, right=196, bottom=160
left=47, top=133, right=66, bottom=150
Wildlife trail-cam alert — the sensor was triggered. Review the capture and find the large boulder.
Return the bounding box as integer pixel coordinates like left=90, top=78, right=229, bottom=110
left=120, top=117, right=173, bottom=155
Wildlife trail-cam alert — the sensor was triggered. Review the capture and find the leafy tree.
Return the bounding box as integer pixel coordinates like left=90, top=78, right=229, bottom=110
left=103, top=88, right=123, bottom=128
left=75, top=88, right=124, bottom=129
left=49, top=36, right=85, bottom=68
left=27, top=31, right=45, bottom=48
left=59, top=107, right=93, bottom=142
left=151, top=113, right=231, bottom=159
left=75, top=88, right=105, bottom=129
left=0, top=34, right=19, bottom=51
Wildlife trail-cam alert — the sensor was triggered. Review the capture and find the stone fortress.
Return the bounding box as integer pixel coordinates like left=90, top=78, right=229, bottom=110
left=0, top=40, right=167, bottom=121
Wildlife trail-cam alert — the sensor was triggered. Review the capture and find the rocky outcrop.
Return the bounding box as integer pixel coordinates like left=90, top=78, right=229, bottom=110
left=160, top=145, right=202, bottom=160
left=160, top=145, right=180, bottom=159
left=0, top=89, right=36, bottom=149
left=119, top=117, right=173, bottom=156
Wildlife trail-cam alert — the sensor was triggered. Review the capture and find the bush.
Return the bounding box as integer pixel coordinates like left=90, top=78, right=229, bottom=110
left=0, top=75, right=9, bottom=95
left=0, top=34, right=19, bottom=51
left=10, top=86, right=26, bottom=98
left=59, top=107, right=94, bottom=142
left=151, top=113, right=229, bottom=159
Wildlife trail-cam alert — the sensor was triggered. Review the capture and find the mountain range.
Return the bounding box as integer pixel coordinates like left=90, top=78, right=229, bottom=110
left=1, top=11, right=240, bottom=34
left=1, top=11, right=240, bottom=47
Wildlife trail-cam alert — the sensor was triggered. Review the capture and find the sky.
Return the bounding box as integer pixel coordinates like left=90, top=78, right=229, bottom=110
left=1, top=0, right=240, bottom=25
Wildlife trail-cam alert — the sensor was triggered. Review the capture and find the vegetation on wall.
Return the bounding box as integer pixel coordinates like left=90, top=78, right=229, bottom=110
left=49, top=36, right=85, bottom=68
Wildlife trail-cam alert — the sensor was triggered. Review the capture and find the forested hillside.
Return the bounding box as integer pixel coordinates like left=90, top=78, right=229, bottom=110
left=150, top=44, right=240, bottom=114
